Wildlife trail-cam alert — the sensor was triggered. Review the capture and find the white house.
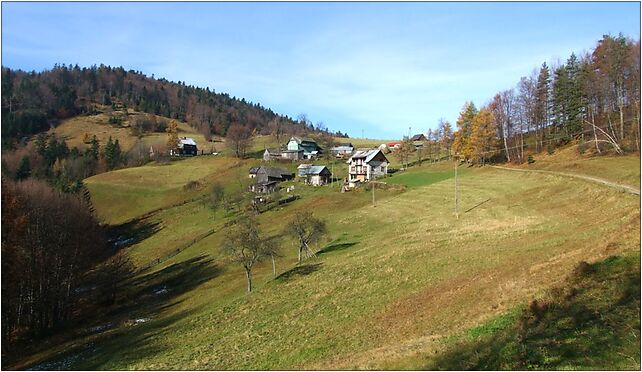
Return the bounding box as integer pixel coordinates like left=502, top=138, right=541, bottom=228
left=346, top=149, right=389, bottom=187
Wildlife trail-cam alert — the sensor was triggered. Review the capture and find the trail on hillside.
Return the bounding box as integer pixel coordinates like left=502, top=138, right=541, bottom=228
left=490, top=166, right=640, bottom=196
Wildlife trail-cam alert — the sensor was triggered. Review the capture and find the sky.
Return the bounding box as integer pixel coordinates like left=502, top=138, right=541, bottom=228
left=2, top=2, right=640, bottom=139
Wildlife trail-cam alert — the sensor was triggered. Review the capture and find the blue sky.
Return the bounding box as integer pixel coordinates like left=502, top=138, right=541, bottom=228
left=2, top=2, right=640, bottom=139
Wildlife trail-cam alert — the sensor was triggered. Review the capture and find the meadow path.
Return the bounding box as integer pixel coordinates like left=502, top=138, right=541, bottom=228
left=490, top=165, right=640, bottom=196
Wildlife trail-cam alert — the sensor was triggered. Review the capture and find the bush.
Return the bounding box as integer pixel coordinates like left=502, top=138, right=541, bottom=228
left=527, top=155, right=535, bottom=164
left=183, top=180, right=204, bottom=191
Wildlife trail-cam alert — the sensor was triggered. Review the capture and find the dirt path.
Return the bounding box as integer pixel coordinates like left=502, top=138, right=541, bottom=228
left=490, top=166, right=640, bottom=196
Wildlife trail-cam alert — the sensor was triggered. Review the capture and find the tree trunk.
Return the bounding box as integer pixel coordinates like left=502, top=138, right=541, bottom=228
left=271, top=254, right=276, bottom=277
left=503, top=122, right=511, bottom=162
left=591, top=108, right=600, bottom=154
left=245, top=268, right=253, bottom=292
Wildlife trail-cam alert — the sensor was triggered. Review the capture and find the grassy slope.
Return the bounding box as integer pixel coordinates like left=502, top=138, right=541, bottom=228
left=14, top=153, right=640, bottom=370
left=398, top=253, right=640, bottom=370
left=511, top=144, right=640, bottom=188
left=51, top=111, right=218, bottom=153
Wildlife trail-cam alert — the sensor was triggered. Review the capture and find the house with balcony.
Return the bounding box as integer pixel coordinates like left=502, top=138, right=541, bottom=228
left=346, top=149, right=389, bottom=187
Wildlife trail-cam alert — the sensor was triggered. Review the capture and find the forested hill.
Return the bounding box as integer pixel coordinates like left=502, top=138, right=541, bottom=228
left=1, top=65, right=344, bottom=145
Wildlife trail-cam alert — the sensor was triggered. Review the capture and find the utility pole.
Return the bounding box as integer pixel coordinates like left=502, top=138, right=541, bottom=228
left=372, top=181, right=376, bottom=207
left=454, top=154, right=459, bottom=219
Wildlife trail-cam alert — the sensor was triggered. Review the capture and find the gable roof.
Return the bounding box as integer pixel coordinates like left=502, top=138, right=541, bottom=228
left=249, top=167, right=260, bottom=174
left=411, top=134, right=427, bottom=141
left=179, top=138, right=197, bottom=146
left=258, top=166, right=293, bottom=179
left=348, top=149, right=389, bottom=164
left=306, top=165, right=330, bottom=175
left=289, top=136, right=318, bottom=145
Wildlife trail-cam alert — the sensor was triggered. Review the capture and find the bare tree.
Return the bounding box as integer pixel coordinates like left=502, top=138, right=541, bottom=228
left=226, top=123, right=253, bottom=158
left=223, top=213, right=273, bottom=292
left=287, top=211, right=327, bottom=263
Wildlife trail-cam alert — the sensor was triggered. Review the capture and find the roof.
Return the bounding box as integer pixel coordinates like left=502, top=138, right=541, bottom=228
left=264, top=148, right=280, bottom=154
left=305, top=165, right=330, bottom=175
left=331, top=145, right=354, bottom=151
left=387, top=142, right=401, bottom=147
left=258, top=166, right=293, bottom=179
left=411, top=134, right=427, bottom=141
left=178, top=138, right=197, bottom=146
left=348, top=149, right=388, bottom=164
left=290, top=136, right=318, bottom=145
left=249, top=167, right=260, bottom=174
left=297, top=164, right=312, bottom=169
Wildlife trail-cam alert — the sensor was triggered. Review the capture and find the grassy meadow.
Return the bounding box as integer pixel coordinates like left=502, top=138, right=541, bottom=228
left=13, top=148, right=640, bottom=370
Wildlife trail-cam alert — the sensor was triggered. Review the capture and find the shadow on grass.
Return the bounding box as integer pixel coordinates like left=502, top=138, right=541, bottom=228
left=107, top=217, right=163, bottom=250
left=275, top=263, right=323, bottom=282
left=17, top=255, right=220, bottom=370
left=317, top=241, right=359, bottom=255
left=423, top=255, right=641, bottom=370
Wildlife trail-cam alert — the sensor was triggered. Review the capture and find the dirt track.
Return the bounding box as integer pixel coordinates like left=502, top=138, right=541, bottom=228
left=490, top=165, right=640, bottom=196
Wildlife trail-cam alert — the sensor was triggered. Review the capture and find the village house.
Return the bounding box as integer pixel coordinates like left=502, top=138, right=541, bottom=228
left=410, top=134, right=427, bottom=142
left=298, top=165, right=332, bottom=186
left=347, top=149, right=389, bottom=187
left=286, top=136, right=322, bottom=159
left=249, top=166, right=294, bottom=194
left=177, top=137, right=198, bottom=156
left=330, top=143, right=354, bottom=158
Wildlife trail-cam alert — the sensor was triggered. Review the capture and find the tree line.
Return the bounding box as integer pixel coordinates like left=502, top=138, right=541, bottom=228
left=2, top=178, right=133, bottom=353
left=1, top=64, right=346, bottom=148
left=450, top=33, right=640, bottom=164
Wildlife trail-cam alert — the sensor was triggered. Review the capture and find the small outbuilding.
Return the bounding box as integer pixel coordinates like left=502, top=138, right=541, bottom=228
left=302, top=165, right=332, bottom=186
left=263, top=148, right=281, bottom=161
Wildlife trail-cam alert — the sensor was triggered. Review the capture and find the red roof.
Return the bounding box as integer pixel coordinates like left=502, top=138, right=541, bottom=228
left=387, top=142, right=401, bottom=147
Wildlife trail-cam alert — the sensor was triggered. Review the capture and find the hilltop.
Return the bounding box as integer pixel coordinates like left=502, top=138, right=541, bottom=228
left=1, top=65, right=346, bottom=149
left=7, top=145, right=639, bottom=370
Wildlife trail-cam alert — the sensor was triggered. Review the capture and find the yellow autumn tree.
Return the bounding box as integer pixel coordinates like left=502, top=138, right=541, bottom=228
left=454, top=102, right=477, bottom=161
left=166, top=120, right=179, bottom=154
left=470, top=107, right=498, bottom=165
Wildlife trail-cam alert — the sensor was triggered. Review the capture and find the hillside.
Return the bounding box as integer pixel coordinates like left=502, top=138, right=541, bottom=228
left=50, top=109, right=217, bottom=154
left=1, top=65, right=343, bottom=147
left=9, top=149, right=639, bottom=370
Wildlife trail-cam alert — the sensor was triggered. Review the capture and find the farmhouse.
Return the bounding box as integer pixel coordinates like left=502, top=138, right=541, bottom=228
left=249, top=166, right=294, bottom=194
left=255, top=166, right=294, bottom=183
left=287, top=136, right=322, bottom=159
left=411, top=134, right=427, bottom=142
left=330, top=143, right=354, bottom=157
left=177, top=137, right=197, bottom=156
left=300, top=165, right=332, bottom=186
left=347, top=149, right=389, bottom=187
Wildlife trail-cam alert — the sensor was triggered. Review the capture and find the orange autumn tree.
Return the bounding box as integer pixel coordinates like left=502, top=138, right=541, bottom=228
left=470, top=107, right=499, bottom=165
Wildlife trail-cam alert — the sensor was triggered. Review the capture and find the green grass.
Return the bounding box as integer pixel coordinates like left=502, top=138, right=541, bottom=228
left=84, top=156, right=244, bottom=224
left=11, top=153, right=640, bottom=370
left=407, top=253, right=641, bottom=370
